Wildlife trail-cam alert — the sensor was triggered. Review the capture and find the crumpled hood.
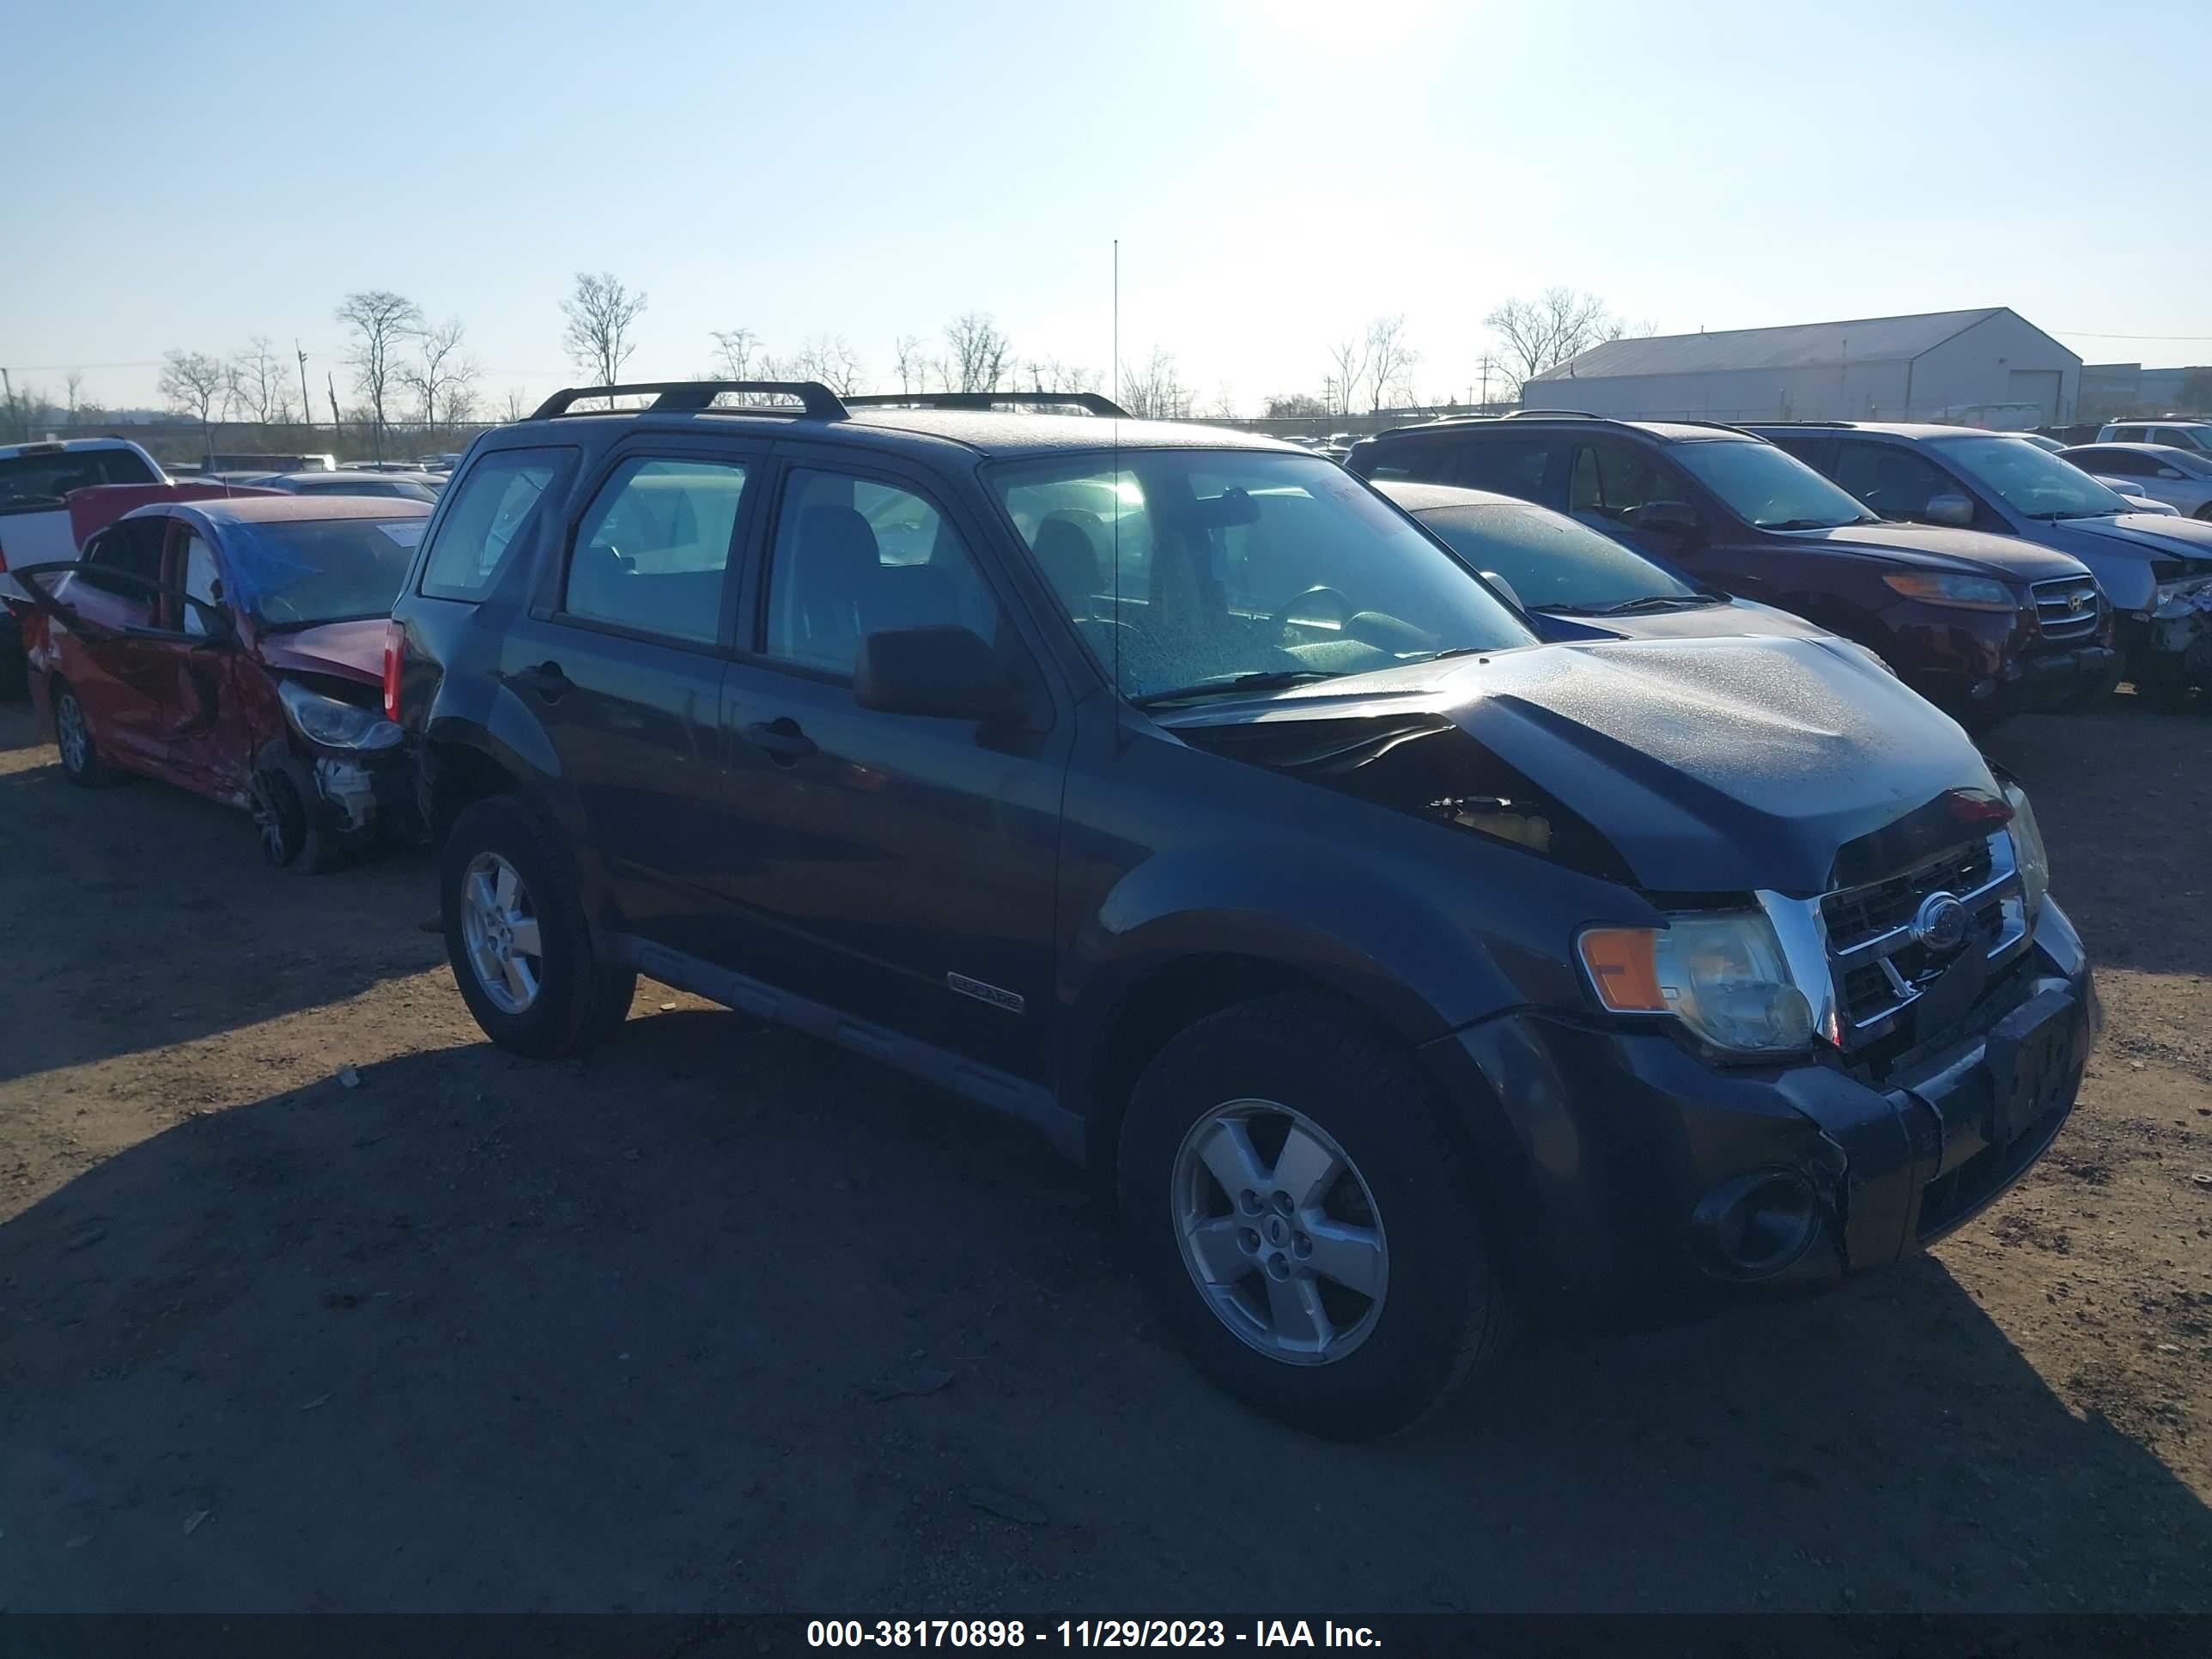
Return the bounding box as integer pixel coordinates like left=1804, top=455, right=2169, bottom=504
left=2050, top=512, right=2212, bottom=564
left=1801, top=520, right=2092, bottom=580
left=1163, top=636, right=1996, bottom=895
left=252, top=617, right=386, bottom=687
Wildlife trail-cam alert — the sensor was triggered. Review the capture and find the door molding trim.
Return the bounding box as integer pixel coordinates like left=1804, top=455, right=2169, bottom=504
left=608, top=934, right=1085, bottom=1161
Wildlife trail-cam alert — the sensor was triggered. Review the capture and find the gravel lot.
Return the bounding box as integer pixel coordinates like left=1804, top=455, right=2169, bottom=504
left=1, top=692, right=2207, bottom=1614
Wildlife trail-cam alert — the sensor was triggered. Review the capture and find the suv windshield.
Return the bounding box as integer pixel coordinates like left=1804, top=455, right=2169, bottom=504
left=0, top=447, right=159, bottom=508
left=222, top=514, right=427, bottom=628
left=989, top=451, right=1533, bottom=703
left=1932, top=434, right=2132, bottom=520
left=1671, top=439, right=1876, bottom=531
left=1413, top=501, right=1705, bottom=613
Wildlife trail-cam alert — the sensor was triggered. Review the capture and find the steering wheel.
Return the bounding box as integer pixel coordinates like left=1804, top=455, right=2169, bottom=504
left=1270, top=585, right=1351, bottom=638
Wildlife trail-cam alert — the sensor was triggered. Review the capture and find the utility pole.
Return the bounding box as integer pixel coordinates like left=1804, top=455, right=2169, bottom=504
left=296, top=342, right=313, bottom=432
left=0, top=367, right=15, bottom=440
left=326, top=371, right=343, bottom=435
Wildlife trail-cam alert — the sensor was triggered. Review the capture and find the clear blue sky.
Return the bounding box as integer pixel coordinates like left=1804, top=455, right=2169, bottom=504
left=9, top=0, right=2209, bottom=415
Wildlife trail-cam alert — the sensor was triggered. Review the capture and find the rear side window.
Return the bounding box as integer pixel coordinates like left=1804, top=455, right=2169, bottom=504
left=1442, top=437, right=1553, bottom=501
left=418, top=447, right=570, bottom=600
left=564, top=457, right=749, bottom=646
left=1831, top=441, right=1955, bottom=519
left=1352, top=437, right=1442, bottom=483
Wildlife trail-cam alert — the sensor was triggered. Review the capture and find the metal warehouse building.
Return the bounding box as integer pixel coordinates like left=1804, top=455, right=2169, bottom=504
left=1525, top=307, right=2081, bottom=427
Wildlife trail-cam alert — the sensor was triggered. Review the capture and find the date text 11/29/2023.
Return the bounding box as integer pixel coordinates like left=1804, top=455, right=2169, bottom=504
left=806, top=1620, right=1382, bottom=1649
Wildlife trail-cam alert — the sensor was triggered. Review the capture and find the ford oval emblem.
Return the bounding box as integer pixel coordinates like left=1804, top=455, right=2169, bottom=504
left=1912, top=892, right=1971, bottom=956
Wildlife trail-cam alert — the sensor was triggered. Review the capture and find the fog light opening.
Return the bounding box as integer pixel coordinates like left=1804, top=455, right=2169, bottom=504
left=1694, top=1170, right=1821, bottom=1279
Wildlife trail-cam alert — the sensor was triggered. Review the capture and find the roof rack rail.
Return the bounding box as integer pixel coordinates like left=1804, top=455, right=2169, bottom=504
left=528, top=380, right=847, bottom=421
left=1503, top=408, right=1605, bottom=420
left=843, top=390, right=1132, bottom=418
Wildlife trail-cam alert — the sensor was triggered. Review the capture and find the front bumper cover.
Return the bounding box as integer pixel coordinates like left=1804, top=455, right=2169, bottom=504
left=1423, top=898, right=2097, bottom=1328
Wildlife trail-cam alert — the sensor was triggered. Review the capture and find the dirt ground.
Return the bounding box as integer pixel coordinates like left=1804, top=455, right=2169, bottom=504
left=0, top=690, right=2207, bottom=1616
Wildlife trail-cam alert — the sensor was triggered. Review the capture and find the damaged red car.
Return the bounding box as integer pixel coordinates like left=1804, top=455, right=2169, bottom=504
left=16, top=495, right=428, bottom=871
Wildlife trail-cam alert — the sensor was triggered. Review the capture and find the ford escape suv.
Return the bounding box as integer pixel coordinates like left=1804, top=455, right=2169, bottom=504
left=387, top=381, right=2097, bottom=1438
left=1349, top=415, right=2115, bottom=726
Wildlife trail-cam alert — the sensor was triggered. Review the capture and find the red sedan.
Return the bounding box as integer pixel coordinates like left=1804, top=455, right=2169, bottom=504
left=16, top=495, right=428, bottom=871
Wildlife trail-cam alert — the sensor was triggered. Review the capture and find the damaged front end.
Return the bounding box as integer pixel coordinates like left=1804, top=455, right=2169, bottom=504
left=257, top=677, right=414, bottom=866
left=2141, top=575, right=2212, bottom=694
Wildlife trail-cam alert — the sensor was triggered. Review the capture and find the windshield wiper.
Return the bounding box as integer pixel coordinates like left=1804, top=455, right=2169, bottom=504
left=1761, top=518, right=1856, bottom=531
left=1550, top=594, right=1714, bottom=616
left=1133, top=669, right=1340, bottom=708
left=2024, top=508, right=2120, bottom=521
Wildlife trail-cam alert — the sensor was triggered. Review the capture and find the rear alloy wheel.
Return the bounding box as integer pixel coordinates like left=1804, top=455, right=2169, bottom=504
left=440, top=795, right=635, bottom=1057
left=1119, top=994, right=1513, bottom=1439
left=53, top=684, right=109, bottom=787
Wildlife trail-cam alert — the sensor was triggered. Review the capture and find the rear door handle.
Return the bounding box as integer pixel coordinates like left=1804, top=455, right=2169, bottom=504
left=511, top=660, right=571, bottom=701
left=744, top=717, right=817, bottom=765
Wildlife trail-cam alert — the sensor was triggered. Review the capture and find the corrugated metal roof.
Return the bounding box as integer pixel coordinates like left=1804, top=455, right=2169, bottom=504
left=1529, top=308, right=2008, bottom=382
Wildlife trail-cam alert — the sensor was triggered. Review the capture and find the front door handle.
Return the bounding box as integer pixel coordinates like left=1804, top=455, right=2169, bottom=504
left=510, top=660, right=571, bottom=701
left=744, top=717, right=817, bottom=766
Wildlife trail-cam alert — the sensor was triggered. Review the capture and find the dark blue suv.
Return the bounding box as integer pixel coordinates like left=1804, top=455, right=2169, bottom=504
left=386, top=381, right=2096, bottom=1437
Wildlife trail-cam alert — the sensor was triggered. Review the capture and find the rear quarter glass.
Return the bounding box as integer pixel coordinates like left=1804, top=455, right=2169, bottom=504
left=416, top=445, right=578, bottom=602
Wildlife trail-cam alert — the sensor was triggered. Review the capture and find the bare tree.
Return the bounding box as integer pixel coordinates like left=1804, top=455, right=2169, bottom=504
left=790, top=334, right=866, bottom=395
left=1325, top=334, right=1370, bottom=420
left=159, top=349, right=229, bottom=448
left=1118, top=347, right=1190, bottom=420
left=1484, top=287, right=1620, bottom=398
left=562, top=271, right=647, bottom=385
left=891, top=334, right=924, bottom=394
left=404, top=316, right=480, bottom=433
left=1265, top=392, right=1329, bottom=419
left=502, top=387, right=531, bottom=422
left=63, top=370, right=85, bottom=422
left=228, top=335, right=290, bottom=426
left=708, top=327, right=759, bottom=381
left=336, top=290, right=423, bottom=459
left=1208, top=386, right=1240, bottom=422
left=944, top=312, right=1011, bottom=393
left=1364, top=315, right=1418, bottom=413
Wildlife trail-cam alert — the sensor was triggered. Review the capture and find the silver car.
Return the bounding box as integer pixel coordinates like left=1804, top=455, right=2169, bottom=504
left=2096, top=418, right=2212, bottom=455
left=2058, top=443, right=2212, bottom=519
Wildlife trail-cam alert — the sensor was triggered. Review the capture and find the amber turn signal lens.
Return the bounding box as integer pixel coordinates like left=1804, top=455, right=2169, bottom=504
left=1578, top=927, right=1665, bottom=1012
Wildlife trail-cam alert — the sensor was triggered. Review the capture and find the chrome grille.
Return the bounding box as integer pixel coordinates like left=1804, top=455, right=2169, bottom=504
left=1815, top=831, right=2028, bottom=1048
left=2032, top=574, right=2102, bottom=641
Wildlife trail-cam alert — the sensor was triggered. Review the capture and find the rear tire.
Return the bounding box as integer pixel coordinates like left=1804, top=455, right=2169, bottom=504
left=441, top=794, right=632, bottom=1057
left=1116, top=994, right=1513, bottom=1439
left=52, top=680, right=112, bottom=787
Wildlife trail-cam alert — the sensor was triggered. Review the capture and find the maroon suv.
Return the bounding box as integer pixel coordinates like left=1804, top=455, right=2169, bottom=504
left=1350, top=416, right=2116, bottom=726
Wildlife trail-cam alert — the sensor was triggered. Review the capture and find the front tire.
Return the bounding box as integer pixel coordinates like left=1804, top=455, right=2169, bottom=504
left=1117, top=994, right=1513, bottom=1439
left=441, top=795, right=635, bottom=1057
left=252, top=764, right=343, bottom=874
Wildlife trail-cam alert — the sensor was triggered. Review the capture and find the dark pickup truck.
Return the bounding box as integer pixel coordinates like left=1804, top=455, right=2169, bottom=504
left=385, top=382, right=2097, bottom=1438
left=1349, top=414, right=2116, bottom=726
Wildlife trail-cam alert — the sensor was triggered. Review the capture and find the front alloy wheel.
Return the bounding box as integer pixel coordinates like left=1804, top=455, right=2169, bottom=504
left=1173, top=1100, right=1388, bottom=1364
left=459, top=851, right=544, bottom=1013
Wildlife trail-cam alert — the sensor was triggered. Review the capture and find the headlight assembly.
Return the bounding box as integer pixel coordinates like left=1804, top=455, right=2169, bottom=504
left=278, top=679, right=404, bottom=750
left=1579, top=910, right=1814, bottom=1058
left=1881, top=572, right=2019, bottom=612
left=2002, top=782, right=2051, bottom=921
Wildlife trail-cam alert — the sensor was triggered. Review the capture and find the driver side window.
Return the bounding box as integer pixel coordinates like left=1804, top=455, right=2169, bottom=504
left=1831, top=441, right=1953, bottom=520
left=178, top=532, right=222, bottom=636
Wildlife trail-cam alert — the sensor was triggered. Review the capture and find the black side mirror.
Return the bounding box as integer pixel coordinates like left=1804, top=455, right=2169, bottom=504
left=1626, top=499, right=1699, bottom=540
left=854, top=625, right=1019, bottom=722
left=185, top=598, right=239, bottom=647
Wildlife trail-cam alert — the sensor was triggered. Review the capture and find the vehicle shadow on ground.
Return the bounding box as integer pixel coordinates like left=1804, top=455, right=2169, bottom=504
left=1984, top=703, right=2212, bottom=982
left=0, top=753, right=442, bottom=1086
left=3, top=1011, right=2206, bottom=1613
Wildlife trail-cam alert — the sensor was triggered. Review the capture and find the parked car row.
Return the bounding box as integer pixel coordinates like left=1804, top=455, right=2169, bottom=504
left=2, top=380, right=2100, bottom=1439
left=1350, top=413, right=2212, bottom=714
